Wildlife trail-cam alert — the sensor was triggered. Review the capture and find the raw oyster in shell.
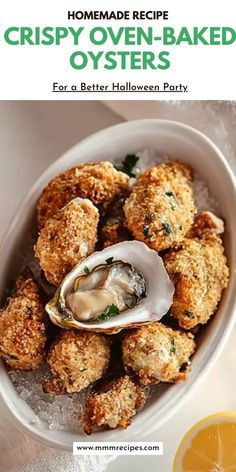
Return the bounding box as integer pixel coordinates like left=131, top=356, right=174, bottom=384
left=66, top=261, right=146, bottom=322
left=46, top=241, right=174, bottom=334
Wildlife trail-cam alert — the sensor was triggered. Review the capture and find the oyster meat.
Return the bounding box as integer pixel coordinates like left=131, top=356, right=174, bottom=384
left=46, top=241, right=174, bottom=333
left=66, top=261, right=146, bottom=322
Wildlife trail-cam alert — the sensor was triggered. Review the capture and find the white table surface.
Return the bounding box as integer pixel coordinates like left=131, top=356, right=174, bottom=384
left=0, top=100, right=236, bottom=472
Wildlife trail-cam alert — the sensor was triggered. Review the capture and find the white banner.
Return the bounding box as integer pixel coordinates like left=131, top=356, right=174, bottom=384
left=73, top=441, right=164, bottom=456
left=0, top=0, right=235, bottom=99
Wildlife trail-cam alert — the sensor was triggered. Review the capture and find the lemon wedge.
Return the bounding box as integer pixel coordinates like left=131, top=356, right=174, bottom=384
left=173, top=412, right=236, bottom=472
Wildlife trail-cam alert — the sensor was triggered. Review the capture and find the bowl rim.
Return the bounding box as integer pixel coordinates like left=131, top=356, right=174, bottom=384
left=0, top=118, right=236, bottom=450
left=1, top=118, right=236, bottom=247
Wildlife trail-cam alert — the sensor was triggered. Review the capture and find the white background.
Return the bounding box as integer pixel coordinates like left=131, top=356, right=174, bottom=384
left=0, top=0, right=236, bottom=99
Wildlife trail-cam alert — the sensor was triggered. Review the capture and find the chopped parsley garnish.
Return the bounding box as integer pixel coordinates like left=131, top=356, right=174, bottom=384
left=170, top=338, right=176, bottom=354
left=143, top=225, right=149, bottom=238
left=162, top=222, right=172, bottom=235
left=183, top=310, right=194, bottom=318
left=96, top=304, right=120, bottom=323
left=106, top=257, right=114, bottom=265
left=165, top=192, right=175, bottom=210
left=84, top=266, right=91, bottom=275
left=115, top=154, right=139, bottom=178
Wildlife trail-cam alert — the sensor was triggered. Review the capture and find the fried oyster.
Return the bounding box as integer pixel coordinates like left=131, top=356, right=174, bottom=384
left=122, top=322, right=196, bottom=385
left=83, top=375, right=146, bottom=434
left=37, top=162, right=129, bottom=228
left=187, top=211, right=225, bottom=239
left=0, top=271, right=47, bottom=370
left=100, top=222, right=132, bottom=248
left=124, top=161, right=196, bottom=251
left=164, top=232, right=229, bottom=330
left=35, top=198, right=99, bottom=286
left=43, top=330, right=110, bottom=395
left=99, top=193, right=132, bottom=248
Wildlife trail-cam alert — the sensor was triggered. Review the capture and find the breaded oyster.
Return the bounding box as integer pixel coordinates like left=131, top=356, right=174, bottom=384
left=124, top=162, right=196, bottom=251
left=0, top=271, right=47, bottom=370
left=99, top=193, right=132, bottom=248
left=35, top=198, right=99, bottom=286
left=122, top=322, right=196, bottom=385
left=43, top=330, right=110, bottom=395
left=164, top=233, right=229, bottom=330
left=100, top=222, right=132, bottom=248
left=187, top=211, right=225, bottom=239
left=83, top=375, right=146, bottom=434
left=37, top=162, right=129, bottom=227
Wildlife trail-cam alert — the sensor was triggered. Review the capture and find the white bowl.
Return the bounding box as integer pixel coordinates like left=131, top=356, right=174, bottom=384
left=0, top=119, right=236, bottom=450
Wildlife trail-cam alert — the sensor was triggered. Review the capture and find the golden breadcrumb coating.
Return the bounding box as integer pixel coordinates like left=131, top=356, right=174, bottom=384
left=0, top=271, right=47, bottom=370
left=35, top=198, right=99, bottom=286
left=43, top=376, right=66, bottom=395
left=164, top=234, right=229, bottom=329
left=37, top=162, right=129, bottom=227
left=83, top=375, right=146, bottom=434
left=124, top=161, right=196, bottom=251
left=101, top=222, right=132, bottom=248
left=98, top=192, right=132, bottom=248
left=43, top=330, right=110, bottom=395
left=187, top=211, right=225, bottom=239
left=122, top=322, right=195, bottom=385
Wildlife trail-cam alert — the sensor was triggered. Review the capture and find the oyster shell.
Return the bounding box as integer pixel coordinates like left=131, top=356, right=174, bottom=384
left=46, top=241, right=174, bottom=334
